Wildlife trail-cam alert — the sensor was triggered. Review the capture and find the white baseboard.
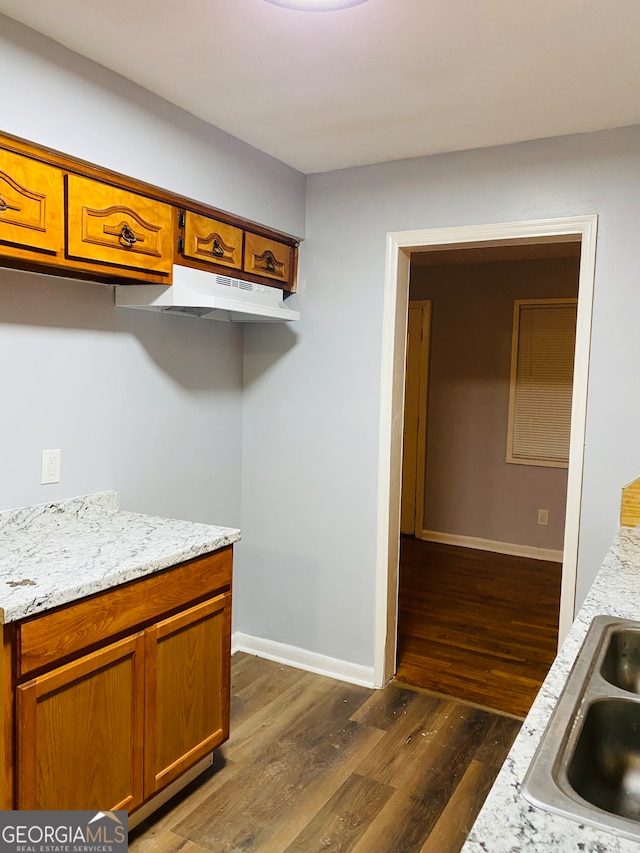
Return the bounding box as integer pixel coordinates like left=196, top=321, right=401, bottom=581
left=419, top=529, right=563, bottom=563
left=232, top=632, right=375, bottom=688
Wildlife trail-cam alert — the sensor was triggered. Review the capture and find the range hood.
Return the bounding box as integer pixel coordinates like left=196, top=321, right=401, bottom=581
left=115, top=265, right=299, bottom=323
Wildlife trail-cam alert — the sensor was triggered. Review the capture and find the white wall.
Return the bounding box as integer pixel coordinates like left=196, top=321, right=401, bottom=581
left=0, top=16, right=306, bottom=527
left=240, top=125, right=640, bottom=670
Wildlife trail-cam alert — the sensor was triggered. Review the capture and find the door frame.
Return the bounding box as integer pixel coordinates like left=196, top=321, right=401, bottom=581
left=374, top=215, right=598, bottom=687
left=401, top=300, right=432, bottom=537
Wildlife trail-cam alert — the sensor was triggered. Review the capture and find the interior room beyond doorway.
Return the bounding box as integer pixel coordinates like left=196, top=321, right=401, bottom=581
left=396, top=242, right=579, bottom=717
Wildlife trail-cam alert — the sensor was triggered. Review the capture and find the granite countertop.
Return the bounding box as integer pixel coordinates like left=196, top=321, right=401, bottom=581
left=462, top=526, right=640, bottom=853
left=0, top=492, right=241, bottom=624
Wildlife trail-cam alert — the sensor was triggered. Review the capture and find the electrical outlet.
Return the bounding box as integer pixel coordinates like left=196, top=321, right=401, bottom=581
left=41, top=449, right=61, bottom=484
left=537, top=509, right=549, bottom=526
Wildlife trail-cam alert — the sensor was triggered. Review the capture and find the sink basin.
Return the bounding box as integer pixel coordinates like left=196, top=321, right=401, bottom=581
left=601, top=629, right=640, bottom=693
left=568, top=698, right=640, bottom=821
left=523, top=616, right=640, bottom=842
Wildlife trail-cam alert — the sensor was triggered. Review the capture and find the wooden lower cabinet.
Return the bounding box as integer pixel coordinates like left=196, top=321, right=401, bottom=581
left=144, top=593, right=231, bottom=796
left=9, top=550, right=232, bottom=813
left=16, top=634, right=145, bottom=811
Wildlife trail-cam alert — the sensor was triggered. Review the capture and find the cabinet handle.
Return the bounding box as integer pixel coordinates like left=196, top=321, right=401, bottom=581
left=265, top=256, right=276, bottom=272
left=0, top=196, right=19, bottom=215
left=212, top=239, right=224, bottom=257
left=119, top=224, right=137, bottom=246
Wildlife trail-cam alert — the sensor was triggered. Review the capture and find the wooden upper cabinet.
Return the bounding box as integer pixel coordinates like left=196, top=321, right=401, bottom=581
left=0, top=132, right=298, bottom=289
left=244, top=232, right=293, bottom=284
left=66, top=174, right=174, bottom=281
left=0, top=149, right=64, bottom=260
left=182, top=211, right=243, bottom=271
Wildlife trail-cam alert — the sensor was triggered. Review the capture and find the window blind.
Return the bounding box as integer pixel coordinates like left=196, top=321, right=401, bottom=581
left=507, top=300, right=577, bottom=468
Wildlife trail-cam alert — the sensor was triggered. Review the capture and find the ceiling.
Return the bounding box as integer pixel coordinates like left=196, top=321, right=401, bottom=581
left=1, top=0, right=639, bottom=174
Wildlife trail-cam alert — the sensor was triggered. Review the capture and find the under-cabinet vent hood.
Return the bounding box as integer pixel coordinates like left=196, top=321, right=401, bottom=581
left=115, top=265, right=299, bottom=323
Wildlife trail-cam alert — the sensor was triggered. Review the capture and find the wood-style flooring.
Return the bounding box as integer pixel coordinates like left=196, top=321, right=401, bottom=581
left=396, top=538, right=562, bottom=718
left=129, top=653, right=520, bottom=853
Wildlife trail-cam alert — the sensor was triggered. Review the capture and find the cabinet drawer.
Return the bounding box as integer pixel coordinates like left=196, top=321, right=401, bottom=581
left=244, top=232, right=292, bottom=284
left=0, top=149, right=64, bottom=259
left=18, top=546, right=232, bottom=677
left=66, top=174, right=174, bottom=279
left=182, top=211, right=243, bottom=270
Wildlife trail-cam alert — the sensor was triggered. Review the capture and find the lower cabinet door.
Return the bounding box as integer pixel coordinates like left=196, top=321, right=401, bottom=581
left=144, top=592, right=231, bottom=797
left=16, top=633, right=145, bottom=811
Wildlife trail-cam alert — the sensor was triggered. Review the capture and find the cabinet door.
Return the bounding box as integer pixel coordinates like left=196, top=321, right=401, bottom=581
left=0, top=149, right=64, bottom=260
left=244, top=232, right=292, bottom=285
left=66, top=173, right=174, bottom=280
left=144, top=592, right=231, bottom=797
left=16, top=633, right=145, bottom=812
left=182, top=211, right=243, bottom=271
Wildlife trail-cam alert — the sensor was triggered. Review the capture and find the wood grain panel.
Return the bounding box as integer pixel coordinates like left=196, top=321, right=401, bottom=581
left=182, top=211, right=243, bottom=270
left=396, top=538, right=561, bottom=717
left=401, top=301, right=431, bottom=535
left=1, top=130, right=298, bottom=248
left=0, top=134, right=299, bottom=291
left=173, top=679, right=379, bottom=853
left=0, top=625, right=15, bottom=809
left=130, top=654, right=520, bottom=853
left=18, top=547, right=232, bottom=677
left=283, top=774, right=394, bottom=853
left=66, top=173, right=173, bottom=278
left=621, top=477, right=640, bottom=527
left=244, top=232, right=292, bottom=283
left=144, top=592, right=231, bottom=797
left=0, top=148, right=63, bottom=258
left=16, top=633, right=145, bottom=811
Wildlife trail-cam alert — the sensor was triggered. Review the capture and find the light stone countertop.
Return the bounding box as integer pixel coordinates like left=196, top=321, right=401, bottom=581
left=0, top=492, right=240, bottom=624
left=462, top=526, right=640, bottom=853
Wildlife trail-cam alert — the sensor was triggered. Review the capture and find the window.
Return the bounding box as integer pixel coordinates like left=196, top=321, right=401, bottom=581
left=507, top=299, right=577, bottom=468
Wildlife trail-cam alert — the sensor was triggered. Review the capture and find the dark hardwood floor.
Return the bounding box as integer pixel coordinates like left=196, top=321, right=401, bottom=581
left=396, top=537, right=562, bottom=718
left=129, top=653, right=520, bottom=853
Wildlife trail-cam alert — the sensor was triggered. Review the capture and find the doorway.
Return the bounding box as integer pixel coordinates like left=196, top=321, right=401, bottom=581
left=396, top=246, right=578, bottom=715
left=374, top=216, right=598, bottom=688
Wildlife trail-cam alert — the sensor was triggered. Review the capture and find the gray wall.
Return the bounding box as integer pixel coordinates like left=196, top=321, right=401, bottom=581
left=0, top=17, right=305, bottom=239
left=410, top=258, right=579, bottom=551
left=240, top=125, right=640, bottom=668
left=0, top=16, right=306, bottom=527
left=5, top=12, right=640, bottom=675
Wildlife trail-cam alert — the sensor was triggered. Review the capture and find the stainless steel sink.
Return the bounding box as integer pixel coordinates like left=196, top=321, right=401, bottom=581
left=601, top=628, right=640, bottom=693
left=523, top=616, right=640, bottom=842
